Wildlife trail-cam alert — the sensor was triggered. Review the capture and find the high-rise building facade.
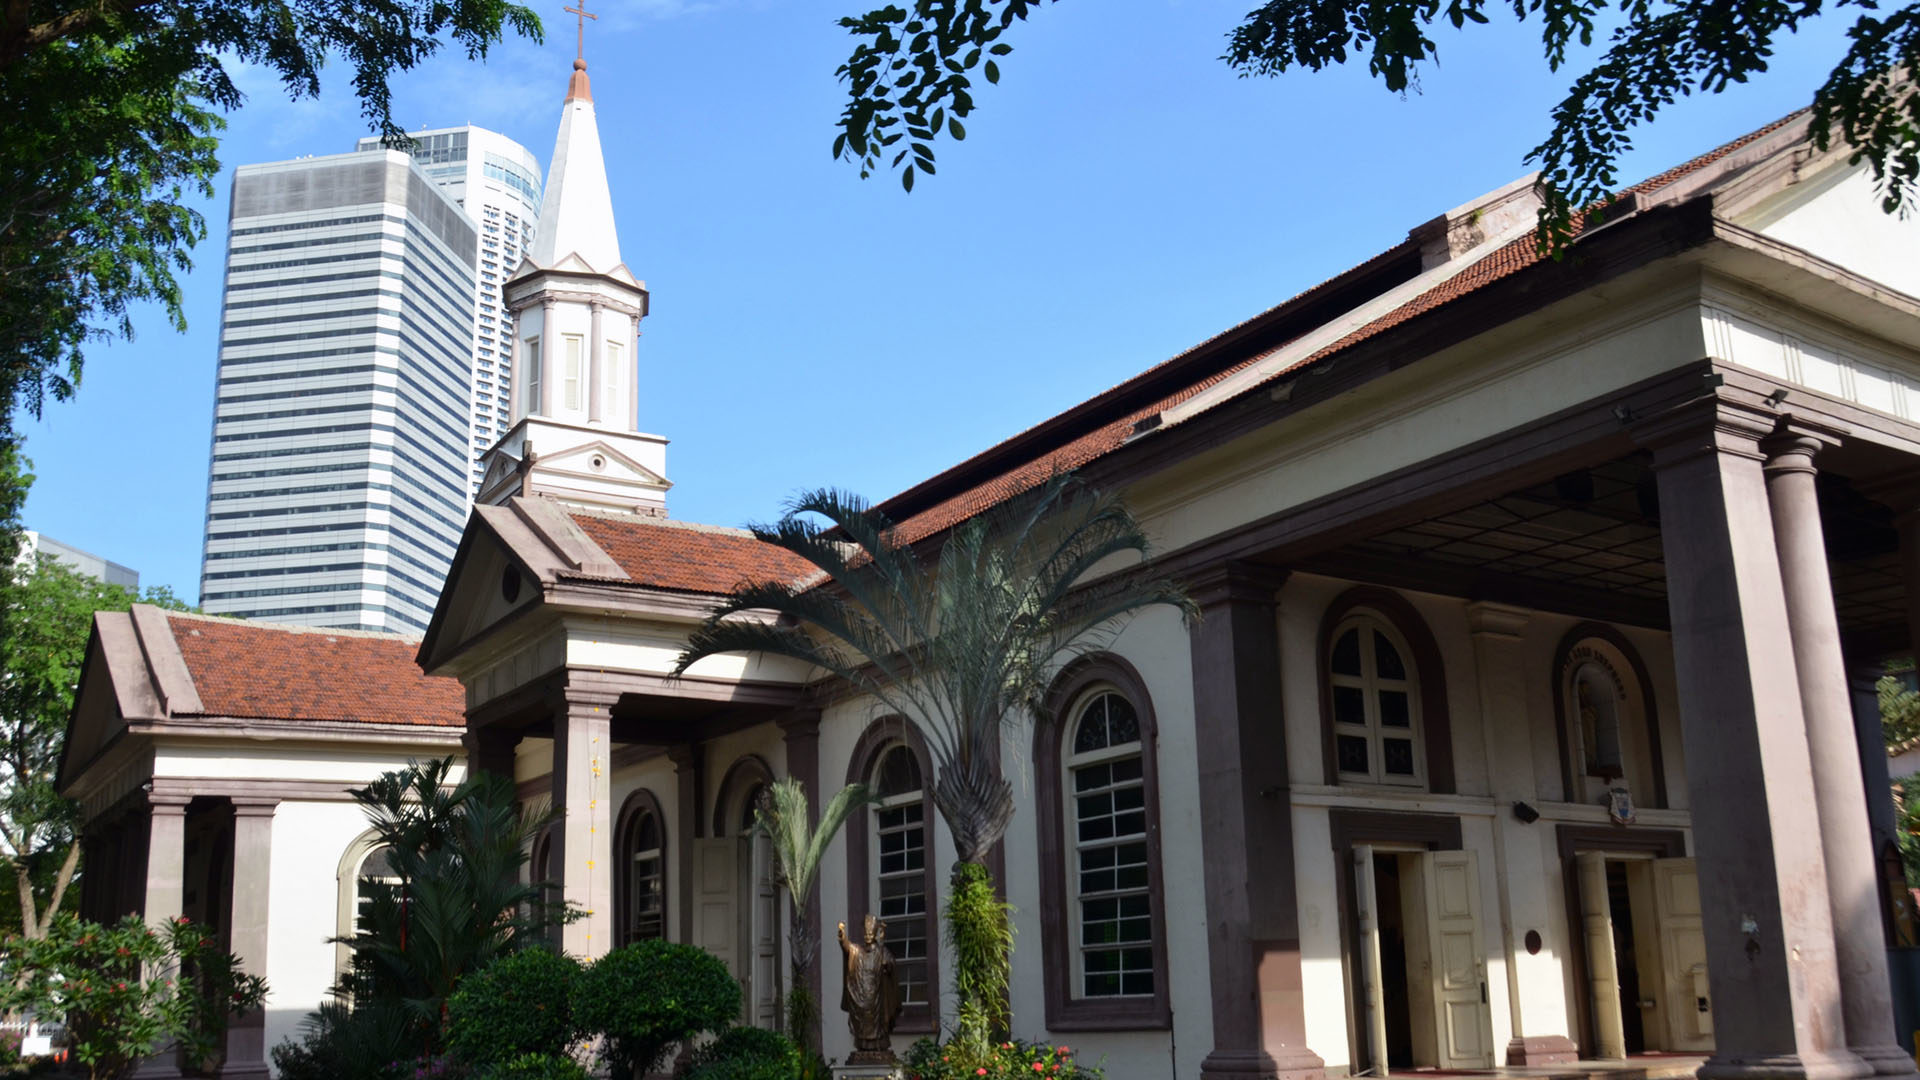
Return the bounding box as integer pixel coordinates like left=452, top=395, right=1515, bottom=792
left=197, top=151, right=479, bottom=632
left=357, top=127, right=543, bottom=491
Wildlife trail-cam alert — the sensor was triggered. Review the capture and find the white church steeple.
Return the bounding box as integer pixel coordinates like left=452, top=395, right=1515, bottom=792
left=476, top=23, right=668, bottom=517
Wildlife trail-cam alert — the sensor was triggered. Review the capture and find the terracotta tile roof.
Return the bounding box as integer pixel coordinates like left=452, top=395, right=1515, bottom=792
left=570, top=513, right=818, bottom=594
left=871, top=111, right=1809, bottom=546
left=166, top=612, right=465, bottom=726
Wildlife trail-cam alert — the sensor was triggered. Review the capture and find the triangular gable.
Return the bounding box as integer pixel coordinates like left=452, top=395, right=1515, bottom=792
left=526, top=439, right=670, bottom=491
left=416, top=497, right=629, bottom=674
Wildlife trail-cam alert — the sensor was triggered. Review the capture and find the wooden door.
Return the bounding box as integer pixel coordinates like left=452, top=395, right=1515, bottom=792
left=1353, top=845, right=1391, bottom=1076
left=1577, top=851, right=1627, bottom=1059
left=743, top=831, right=783, bottom=1029
left=1651, top=858, right=1713, bottom=1052
left=696, top=838, right=737, bottom=977
left=1420, top=851, right=1493, bottom=1069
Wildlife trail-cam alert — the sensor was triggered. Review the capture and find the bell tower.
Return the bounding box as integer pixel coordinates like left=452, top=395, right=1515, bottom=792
left=477, top=16, right=669, bottom=516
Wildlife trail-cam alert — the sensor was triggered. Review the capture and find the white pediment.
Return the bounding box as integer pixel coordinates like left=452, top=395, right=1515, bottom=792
left=532, top=439, right=669, bottom=490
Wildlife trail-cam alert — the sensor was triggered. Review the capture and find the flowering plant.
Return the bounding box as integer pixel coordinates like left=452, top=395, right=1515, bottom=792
left=904, top=1037, right=1103, bottom=1080
left=0, top=913, right=268, bottom=1080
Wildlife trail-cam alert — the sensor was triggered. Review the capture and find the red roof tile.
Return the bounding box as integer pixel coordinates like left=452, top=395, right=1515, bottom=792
left=570, top=513, right=818, bottom=594
left=167, top=613, right=464, bottom=726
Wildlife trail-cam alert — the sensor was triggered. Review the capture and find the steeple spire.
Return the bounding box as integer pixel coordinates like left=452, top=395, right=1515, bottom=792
left=528, top=23, right=621, bottom=275
left=564, top=0, right=596, bottom=101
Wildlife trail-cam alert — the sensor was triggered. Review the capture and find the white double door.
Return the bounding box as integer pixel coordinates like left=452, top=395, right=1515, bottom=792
left=1353, top=846, right=1494, bottom=1074
left=695, top=832, right=784, bottom=1029
left=1575, top=852, right=1712, bottom=1057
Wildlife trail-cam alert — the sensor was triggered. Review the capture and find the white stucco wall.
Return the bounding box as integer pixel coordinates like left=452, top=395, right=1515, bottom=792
left=262, top=799, right=388, bottom=1063
left=1745, top=161, right=1920, bottom=301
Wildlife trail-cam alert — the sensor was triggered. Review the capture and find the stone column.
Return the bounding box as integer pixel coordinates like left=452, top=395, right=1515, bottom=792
left=1642, top=401, right=1866, bottom=1080
left=540, top=297, right=558, bottom=417
left=1467, top=602, right=1579, bottom=1066
left=1762, top=431, right=1918, bottom=1079
left=223, top=800, right=278, bottom=1080
left=670, top=744, right=703, bottom=944
left=143, top=795, right=190, bottom=925
left=587, top=300, right=605, bottom=423
left=1188, top=563, right=1323, bottom=1080
left=779, top=711, right=824, bottom=1050
left=463, top=726, right=519, bottom=785
left=552, top=690, right=615, bottom=958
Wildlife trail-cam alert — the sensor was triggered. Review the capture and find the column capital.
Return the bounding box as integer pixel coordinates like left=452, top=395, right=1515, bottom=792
left=667, top=743, right=702, bottom=773
left=776, top=708, right=821, bottom=741
left=1760, top=419, right=1846, bottom=479
left=1633, top=395, right=1779, bottom=467
left=1186, top=560, right=1289, bottom=609
left=1465, top=600, right=1530, bottom=639
left=228, top=799, right=280, bottom=818
left=145, top=792, right=191, bottom=813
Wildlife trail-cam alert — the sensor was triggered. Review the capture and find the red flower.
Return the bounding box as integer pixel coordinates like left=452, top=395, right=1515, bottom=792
left=1033, top=1064, right=1045, bottom=1072
left=114, top=982, right=126, bottom=991
left=976, top=1070, right=988, bottom=1077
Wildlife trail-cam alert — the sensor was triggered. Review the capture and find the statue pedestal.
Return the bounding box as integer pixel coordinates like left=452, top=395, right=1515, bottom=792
left=833, top=1061, right=903, bottom=1080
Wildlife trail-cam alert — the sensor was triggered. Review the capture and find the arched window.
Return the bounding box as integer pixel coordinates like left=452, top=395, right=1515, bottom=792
left=1328, top=613, right=1425, bottom=786
left=845, top=719, right=940, bottom=1033
left=872, top=744, right=930, bottom=1010
left=1552, top=626, right=1668, bottom=809
left=334, top=833, right=400, bottom=989
left=1036, top=656, right=1170, bottom=1030
left=615, top=790, right=668, bottom=946
left=1067, top=691, right=1152, bottom=998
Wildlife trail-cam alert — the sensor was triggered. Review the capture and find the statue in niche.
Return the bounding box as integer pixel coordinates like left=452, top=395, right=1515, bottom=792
left=839, top=914, right=902, bottom=1064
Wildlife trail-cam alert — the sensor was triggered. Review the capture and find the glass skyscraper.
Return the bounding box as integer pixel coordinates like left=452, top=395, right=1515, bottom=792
left=197, top=150, right=482, bottom=632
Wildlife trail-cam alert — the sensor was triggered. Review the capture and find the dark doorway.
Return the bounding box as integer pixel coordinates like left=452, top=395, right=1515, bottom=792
left=1606, top=861, right=1646, bottom=1054
left=1375, top=853, right=1416, bottom=1068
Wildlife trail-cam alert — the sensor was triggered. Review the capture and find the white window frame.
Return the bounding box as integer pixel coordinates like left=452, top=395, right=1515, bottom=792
left=625, top=811, right=665, bottom=943
left=871, top=744, right=930, bottom=1007
left=1328, top=613, right=1426, bottom=788
left=523, top=336, right=542, bottom=416
left=603, top=340, right=624, bottom=420
left=1065, top=688, right=1155, bottom=1000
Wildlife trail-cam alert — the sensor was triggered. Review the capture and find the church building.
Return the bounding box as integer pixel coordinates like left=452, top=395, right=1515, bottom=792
left=57, top=47, right=1920, bottom=1080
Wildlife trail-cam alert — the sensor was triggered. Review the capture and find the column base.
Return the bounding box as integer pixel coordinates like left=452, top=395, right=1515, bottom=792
left=1849, top=1042, right=1920, bottom=1079
left=1699, top=1049, right=1876, bottom=1080
left=1505, top=1035, right=1581, bottom=1066
left=1199, top=1048, right=1325, bottom=1080
left=217, top=1063, right=272, bottom=1080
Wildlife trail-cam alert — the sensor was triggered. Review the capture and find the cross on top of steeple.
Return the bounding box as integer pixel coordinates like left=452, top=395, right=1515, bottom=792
left=565, top=0, right=597, bottom=63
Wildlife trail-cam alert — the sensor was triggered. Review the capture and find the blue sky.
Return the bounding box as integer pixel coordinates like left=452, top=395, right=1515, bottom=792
left=15, top=0, right=1862, bottom=601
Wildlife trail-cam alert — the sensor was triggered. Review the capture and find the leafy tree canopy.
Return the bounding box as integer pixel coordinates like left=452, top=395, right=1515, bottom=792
left=0, top=0, right=542, bottom=427
left=831, top=0, right=1919, bottom=248
left=0, top=444, right=192, bottom=936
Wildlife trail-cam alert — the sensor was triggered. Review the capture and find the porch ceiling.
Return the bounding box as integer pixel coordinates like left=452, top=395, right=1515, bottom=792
left=1325, top=454, right=1906, bottom=649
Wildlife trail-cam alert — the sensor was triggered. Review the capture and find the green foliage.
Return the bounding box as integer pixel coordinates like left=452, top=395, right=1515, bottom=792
left=904, top=1036, right=1102, bottom=1080
left=0, top=1, right=542, bottom=427
left=947, top=861, right=1014, bottom=1051
left=833, top=0, right=1920, bottom=253
left=1881, top=674, right=1920, bottom=749
left=0, top=445, right=194, bottom=938
left=570, top=939, right=741, bottom=1078
left=477, top=1052, right=590, bottom=1080
left=0, top=913, right=267, bottom=1080
left=448, top=948, right=582, bottom=1067
left=683, top=1027, right=804, bottom=1080
left=752, top=778, right=873, bottom=1051
left=675, top=473, right=1192, bottom=870
left=270, top=1001, right=420, bottom=1080
left=334, top=756, right=567, bottom=1055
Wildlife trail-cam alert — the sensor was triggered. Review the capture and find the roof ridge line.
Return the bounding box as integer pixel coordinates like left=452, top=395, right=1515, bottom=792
left=163, top=607, right=423, bottom=643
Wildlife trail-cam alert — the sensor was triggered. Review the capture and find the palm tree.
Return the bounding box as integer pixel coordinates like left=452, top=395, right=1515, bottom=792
left=673, top=473, right=1192, bottom=1033
left=752, top=777, right=873, bottom=1051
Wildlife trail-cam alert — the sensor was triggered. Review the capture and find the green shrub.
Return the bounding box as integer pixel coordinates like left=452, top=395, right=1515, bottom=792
left=477, top=1052, right=590, bottom=1080
left=904, top=1037, right=1103, bottom=1080
left=571, top=940, right=740, bottom=1077
left=270, top=1001, right=417, bottom=1080
left=947, top=861, right=1014, bottom=1050
left=448, top=948, right=581, bottom=1066
left=0, top=914, right=268, bottom=1080
left=683, top=1026, right=800, bottom=1080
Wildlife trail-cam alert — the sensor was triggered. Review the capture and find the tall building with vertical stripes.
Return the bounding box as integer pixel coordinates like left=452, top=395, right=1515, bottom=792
left=197, top=150, right=481, bottom=632
left=356, top=127, right=543, bottom=490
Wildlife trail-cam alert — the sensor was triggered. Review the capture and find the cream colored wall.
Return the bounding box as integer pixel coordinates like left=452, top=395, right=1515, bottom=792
left=153, top=741, right=464, bottom=784
left=1277, top=575, right=1692, bottom=1073
left=263, top=799, right=388, bottom=1067
left=608, top=752, right=683, bottom=941
left=1743, top=161, right=1920, bottom=301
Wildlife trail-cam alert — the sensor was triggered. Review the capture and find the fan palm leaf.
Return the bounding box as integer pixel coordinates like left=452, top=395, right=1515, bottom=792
left=674, top=473, right=1194, bottom=869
